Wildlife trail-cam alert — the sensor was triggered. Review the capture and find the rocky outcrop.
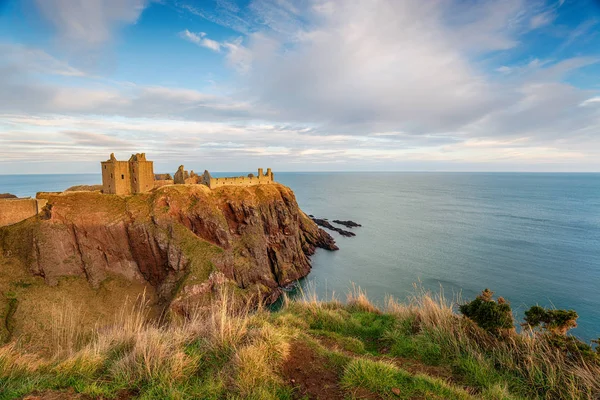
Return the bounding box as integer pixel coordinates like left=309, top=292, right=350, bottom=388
left=333, top=220, right=362, bottom=228
left=311, top=218, right=356, bottom=237
left=0, top=193, right=17, bottom=199
left=64, top=185, right=103, bottom=192
left=0, top=184, right=336, bottom=312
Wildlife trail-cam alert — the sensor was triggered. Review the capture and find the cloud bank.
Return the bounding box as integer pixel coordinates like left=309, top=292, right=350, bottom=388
left=1, top=0, right=599, bottom=173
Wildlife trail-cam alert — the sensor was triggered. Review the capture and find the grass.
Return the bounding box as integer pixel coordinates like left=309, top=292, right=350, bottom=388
left=0, top=286, right=599, bottom=399
left=342, top=358, right=472, bottom=399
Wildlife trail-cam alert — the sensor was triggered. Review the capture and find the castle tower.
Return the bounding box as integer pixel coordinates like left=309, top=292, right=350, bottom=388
left=129, top=153, right=155, bottom=193
left=174, top=165, right=187, bottom=184
left=258, top=168, right=264, bottom=176
left=101, top=153, right=131, bottom=195
left=101, top=153, right=155, bottom=195
left=266, top=168, right=273, bottom=181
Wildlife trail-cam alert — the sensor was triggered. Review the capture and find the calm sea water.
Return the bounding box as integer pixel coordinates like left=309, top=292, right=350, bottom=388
left=1, top=172, right=599, bottom=341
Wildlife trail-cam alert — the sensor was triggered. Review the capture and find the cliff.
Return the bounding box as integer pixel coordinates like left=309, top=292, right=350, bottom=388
left=0, top=183, right=336, bottom=344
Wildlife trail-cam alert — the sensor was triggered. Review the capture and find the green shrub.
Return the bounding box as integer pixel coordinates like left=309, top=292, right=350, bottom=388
left=459, top=289, right=514, bottom=335
left=523, top=306, right=578, bottom=336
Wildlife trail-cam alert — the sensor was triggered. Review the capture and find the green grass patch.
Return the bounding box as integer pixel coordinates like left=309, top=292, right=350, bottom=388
left=289, top=305, right=395, bottom=352
left=383, top=327, right=444, bottom=365
left=342, top=358, right=473, bottom=399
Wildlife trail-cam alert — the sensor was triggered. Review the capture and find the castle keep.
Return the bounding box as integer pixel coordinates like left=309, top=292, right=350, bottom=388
left=101, top=153, right=155, bottom=195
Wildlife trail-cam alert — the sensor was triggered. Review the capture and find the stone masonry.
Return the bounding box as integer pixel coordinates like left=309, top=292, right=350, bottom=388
left=0, top=197, right=48, bottom=228
left=101, top=153, right=155, bottom=195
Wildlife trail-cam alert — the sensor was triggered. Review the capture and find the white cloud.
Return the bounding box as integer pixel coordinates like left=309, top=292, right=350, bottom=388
left=180, top=30, right=222, bottom=52
left=0, top=43, right=86, bottom=77
left=556, top=18, right=599, bottom=53
left=0, top=46, right=255, bottom=119
left=218, top=1, right=515, bottom=133
left=35, top=0, right=148, bottom=47
left=2, top=0, right=599, bottom=172
left=530, top=10, right=557, bottom=29
left=580, top=97, right=600, bottom=107
left=179, top=30, right=255, bottom=73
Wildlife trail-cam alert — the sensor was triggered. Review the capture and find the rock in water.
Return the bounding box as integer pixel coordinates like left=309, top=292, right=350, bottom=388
left=332, top=220, right=362, bottom=228
left=311, top=218, right=356, bottom=237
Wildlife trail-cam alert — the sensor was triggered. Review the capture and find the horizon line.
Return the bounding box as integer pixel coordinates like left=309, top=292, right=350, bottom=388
left=1, top=170, right=599, bottom=176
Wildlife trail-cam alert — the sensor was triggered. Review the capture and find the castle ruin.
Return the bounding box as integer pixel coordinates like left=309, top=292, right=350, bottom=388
left=0, top=153, right=276, bottom=227
left=200, top=168, right=274, bottom=189
left=101, top=153, right=155, bottom=195
left=0, top=197, right=48, bottom=228
left=101, top=153, right=275, bottom=194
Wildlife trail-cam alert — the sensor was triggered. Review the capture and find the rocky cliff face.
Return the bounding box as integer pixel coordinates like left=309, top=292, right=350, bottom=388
left=0, top=184, right=336, bottom=317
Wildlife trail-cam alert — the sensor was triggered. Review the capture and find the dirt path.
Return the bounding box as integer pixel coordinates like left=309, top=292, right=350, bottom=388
left=282, top=340, right=346, bottom=400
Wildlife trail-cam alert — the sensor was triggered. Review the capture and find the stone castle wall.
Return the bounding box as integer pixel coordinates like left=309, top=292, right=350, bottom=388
left=203, top=168, right=274, bottom=189
left=0, top=198, right=47, bottom=228
left=102, top=161, right=131, bottom=195
left=130, top=159, right=154, bottom=193
left=154, top=179, right=175, bottom=189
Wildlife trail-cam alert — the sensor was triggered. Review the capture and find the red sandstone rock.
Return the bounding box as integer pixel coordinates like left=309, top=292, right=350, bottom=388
left=0, top=183, right=337, bottom=312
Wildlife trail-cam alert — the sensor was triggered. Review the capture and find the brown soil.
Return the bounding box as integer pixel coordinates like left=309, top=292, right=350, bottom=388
left=282, top=340, right=346, bottom=400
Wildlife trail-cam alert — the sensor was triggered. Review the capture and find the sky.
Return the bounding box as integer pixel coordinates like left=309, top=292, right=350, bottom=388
left=0, top=0, right=599, bottom=174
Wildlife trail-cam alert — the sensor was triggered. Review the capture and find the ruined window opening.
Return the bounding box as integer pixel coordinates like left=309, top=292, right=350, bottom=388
left=111, top=173, right=113, bottom=178
left=121, top=174, right=125, bottom=179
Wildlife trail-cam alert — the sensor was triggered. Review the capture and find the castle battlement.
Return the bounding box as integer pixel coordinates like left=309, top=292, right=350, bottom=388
left=200, top=168, right=275, bottom=189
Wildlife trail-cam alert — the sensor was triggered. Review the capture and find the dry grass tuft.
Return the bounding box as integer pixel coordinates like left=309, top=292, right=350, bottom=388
left=108, top=326, right=197, bottom=385
left=0, top=344, right=44, bottom=377
left=346, top=284, right=380, bottom=314
left=50, top=299, right=87, bottom=358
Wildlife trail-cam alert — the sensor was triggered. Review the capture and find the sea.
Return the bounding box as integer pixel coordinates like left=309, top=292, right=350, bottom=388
left=1, top=172, right=599, bottom=341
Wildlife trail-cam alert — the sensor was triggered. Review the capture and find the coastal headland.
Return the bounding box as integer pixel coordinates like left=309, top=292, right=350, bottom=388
left=0, top=178, right=337, bottom=347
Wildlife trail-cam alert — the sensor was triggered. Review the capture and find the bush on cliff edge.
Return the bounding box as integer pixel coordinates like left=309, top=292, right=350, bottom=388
left=458, top=289, right=514, bottom=335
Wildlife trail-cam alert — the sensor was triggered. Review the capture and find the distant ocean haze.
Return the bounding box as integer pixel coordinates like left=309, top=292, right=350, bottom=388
left=1, top=172, right=599, bottom=341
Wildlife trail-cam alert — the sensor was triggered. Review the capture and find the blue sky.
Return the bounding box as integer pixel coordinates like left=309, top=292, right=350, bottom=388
left=0, top=0, right=599, bottom=174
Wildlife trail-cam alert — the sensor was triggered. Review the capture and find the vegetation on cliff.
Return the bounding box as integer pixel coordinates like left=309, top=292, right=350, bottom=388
left=0, top=184, right=336, bottom=348
left=1, top=287, right=598, bottom=400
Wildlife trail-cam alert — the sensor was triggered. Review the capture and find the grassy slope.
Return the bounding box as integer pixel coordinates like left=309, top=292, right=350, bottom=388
left=2, top=288, right=598, bottom=400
